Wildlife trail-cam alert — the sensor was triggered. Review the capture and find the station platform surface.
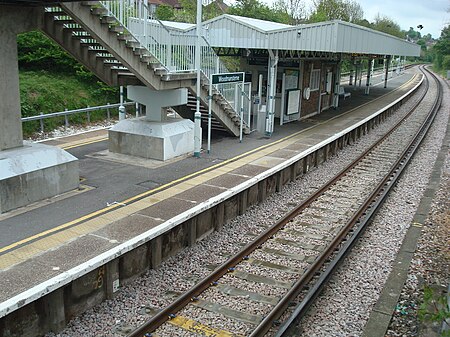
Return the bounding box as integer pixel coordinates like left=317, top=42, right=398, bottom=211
left=0, top=70, right=420, bottom=308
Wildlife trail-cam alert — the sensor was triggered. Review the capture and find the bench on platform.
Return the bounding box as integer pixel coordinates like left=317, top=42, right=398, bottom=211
left=338, top=86, right=351, bottom=99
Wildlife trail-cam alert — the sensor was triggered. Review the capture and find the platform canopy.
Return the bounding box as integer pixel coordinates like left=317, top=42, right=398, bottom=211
left=165, top=14, right=420, bottom=57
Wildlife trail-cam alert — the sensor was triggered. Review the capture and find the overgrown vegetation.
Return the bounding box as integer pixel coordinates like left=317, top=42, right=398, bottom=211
left=418, top=286, right=450, bottom=336
left=17, top=31, right=119, bottom=136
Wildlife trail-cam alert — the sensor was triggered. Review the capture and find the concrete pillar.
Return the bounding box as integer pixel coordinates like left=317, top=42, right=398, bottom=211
left=0, top=6, right=79, bottom=214
left=41, top=287, right=66, bottom=333
left=0, top=7, right=41, bottom=150
left=151, top=236, right=163, bottom=268
left=105, top=259, right=120, bottom=299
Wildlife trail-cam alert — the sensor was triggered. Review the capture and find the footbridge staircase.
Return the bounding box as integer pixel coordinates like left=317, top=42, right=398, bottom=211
left=42, top=0, right=249, bottom=136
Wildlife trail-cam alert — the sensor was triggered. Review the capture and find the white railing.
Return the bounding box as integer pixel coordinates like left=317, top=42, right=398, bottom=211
left=98, top=0, right=247, bottom=128
left=22, top=102, right=136, bottom=133
left=100, top=0, right=229, bottom=77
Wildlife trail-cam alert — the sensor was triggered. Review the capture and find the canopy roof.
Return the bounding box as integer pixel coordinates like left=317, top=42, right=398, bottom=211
left=162, top=14, right=420, bottom=57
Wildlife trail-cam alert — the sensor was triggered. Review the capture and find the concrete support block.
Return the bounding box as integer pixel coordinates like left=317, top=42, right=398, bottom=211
left=265, top=176, right=277, bottom=197
left=239, top=191, right=248, bottom=215
left=214, top=203, right=225, bottom=231
left=67, top=268, right=106, bottom=318
left=196, top=211, right=214, bottom=241
left=0, top=142, right=79, bottom=213
left=151, top=236, right=163, bottom=269
left=127, top=86, right=188, bottom=121
left=291, top=162, right=298, bottom=181
left=109, top=118, right=194, bottom=161
left=303, top=156, right=309, bottom=174
left=0, top=301, right=40, bottom=337
left=41, top=287, right=66, bottom=333
left=224, top=196, right=239, bottom=223
left=119, top=244, right=149, bottom=284
left=258, top=180, right=267, bottom=202
left=275, top=172, right=282, bottom=193
left=161, top=225, right=187, bottom=260
left=247, top=184, right=259, bottom=207
left=105, top=259, right=120, bottom=299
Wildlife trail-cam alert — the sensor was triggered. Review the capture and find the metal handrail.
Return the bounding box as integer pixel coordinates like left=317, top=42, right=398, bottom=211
left=21, top=102, right=135, bottom=122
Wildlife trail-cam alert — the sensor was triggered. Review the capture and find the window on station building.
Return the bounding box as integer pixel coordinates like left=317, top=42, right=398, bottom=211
left=310, top=69, right=321, bottom=91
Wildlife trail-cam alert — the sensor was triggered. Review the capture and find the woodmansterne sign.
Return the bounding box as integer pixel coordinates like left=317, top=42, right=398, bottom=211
left=211, top=72, right=244, bottom=84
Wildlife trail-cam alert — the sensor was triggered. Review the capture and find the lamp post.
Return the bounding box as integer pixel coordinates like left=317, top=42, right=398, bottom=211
left=193, top=0, right=202, bottom=157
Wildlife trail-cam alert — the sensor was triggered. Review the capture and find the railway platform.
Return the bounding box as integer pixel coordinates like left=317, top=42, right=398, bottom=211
left=0, top=69, right=422, bottom=335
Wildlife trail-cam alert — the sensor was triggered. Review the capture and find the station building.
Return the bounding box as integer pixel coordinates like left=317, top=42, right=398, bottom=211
left=156, top=14, right=420, bottom=133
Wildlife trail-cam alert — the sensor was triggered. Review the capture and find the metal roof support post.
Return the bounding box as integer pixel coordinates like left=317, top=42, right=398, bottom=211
left=384, top=55, right=391, bottom=88
left=194, top=0, right=203, bottom=157
left=349, top=58, right=354, bottom=86
left=365, top=59, right=373, bottom=95
left=333, top=60, right=342, bottom=108
left=358, top=63, right=362, bottom=87
left=265, top=49, right=278, bottom=137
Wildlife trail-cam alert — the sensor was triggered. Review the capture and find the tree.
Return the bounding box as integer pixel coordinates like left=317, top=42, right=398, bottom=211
left=308, top=0, right=364, bottom=23
left=432, top=25, right=450, bottom=70
left=155, top=4, right=175, bottom=21
left=272, top=0, right=306, bottom=25
left=371, top=14, right=403, bottom=38
left=228, top=0, right=290, bottom=24
left=406, top=27, right=421, bottom=41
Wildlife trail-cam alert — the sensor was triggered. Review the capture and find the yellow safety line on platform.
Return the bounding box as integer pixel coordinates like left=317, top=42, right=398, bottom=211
left=61, top=136, right=108, bottom=150
left=0, top=74, right=420, bottom=259
left=168, top=315, right=244, bottom=337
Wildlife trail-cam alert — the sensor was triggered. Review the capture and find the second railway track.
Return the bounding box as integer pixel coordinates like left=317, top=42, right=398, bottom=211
left=124, top=65, right=443, bottom=337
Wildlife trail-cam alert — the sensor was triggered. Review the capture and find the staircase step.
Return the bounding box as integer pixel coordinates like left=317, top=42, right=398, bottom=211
left=72, top=33, right=92, bottom=39
left=101, top=16, right=118, bottom=24
left=109, top=25, right=126, bottom=33
left=91, top=7, right=109, bottom=16
left=53, top=18, right=76, bottom=24
left=45, top=7, right=64, bottom=14
left=95, top=53, right=115, bottom=59
left=116, top=33, right=135, bottom=41
left=125, top=40, right=141, bottom=48
left=63, top=26, right=86, bottom=32
left=103, top=60, right=123, bottom=66
left=81, top=1, right=99, bottom=6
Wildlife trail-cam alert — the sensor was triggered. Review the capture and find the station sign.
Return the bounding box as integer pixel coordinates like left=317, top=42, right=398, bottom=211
left=211, top=72, right=244, bottom=85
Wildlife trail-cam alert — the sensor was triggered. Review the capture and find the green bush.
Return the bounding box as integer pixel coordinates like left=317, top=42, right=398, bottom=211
left=20, top=70, right=118, bottom=137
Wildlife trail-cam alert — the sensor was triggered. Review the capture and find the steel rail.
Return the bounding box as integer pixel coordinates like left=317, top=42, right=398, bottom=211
left=272, top=65, right=443, bottom=337
left=127, top=65, right=431, bottom=337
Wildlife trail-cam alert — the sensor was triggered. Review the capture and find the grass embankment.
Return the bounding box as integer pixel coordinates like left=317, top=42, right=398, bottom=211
left=20, top=70, right=119, bottom=137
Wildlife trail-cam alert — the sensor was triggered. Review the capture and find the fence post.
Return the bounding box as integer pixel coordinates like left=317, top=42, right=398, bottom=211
left=107, top=103, right=111, bottom=121
left=65, top=108, right=69, bottom=129
left=40, top=112, right=44, bottom=133
left=87, top=105, right=91, bottom=124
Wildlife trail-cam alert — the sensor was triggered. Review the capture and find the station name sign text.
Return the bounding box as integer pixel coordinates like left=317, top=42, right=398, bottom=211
left=212, top=72, right=244, bottom=84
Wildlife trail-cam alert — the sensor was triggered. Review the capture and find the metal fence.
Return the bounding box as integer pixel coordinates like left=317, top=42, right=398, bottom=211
left=21, top=102, right=136, bottom=133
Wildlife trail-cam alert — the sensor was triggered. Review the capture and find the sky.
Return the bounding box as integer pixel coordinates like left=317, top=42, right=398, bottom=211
left=257, top=0, right=449, bottom=39
left=355, top=0, right=449, bottom=38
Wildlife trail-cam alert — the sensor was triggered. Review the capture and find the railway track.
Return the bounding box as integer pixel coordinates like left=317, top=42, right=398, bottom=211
left=128, top=65, right=442, bottom=337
